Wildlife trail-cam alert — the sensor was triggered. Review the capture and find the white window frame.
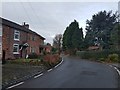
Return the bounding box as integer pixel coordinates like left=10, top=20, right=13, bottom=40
left=30, top=47, right=35, bottom=53
left=14, top=30, right=20, bottom=41
left=13, top=44, right=19, bottom=54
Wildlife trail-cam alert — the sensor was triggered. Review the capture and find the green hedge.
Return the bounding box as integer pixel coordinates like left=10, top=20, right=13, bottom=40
left=76, top=50, right=120, bottom=62
left=7, top=59, right=43, bottom=66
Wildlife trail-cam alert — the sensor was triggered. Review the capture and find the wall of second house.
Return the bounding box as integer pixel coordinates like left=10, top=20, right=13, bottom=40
left=27, top=33, right=44, bottom=56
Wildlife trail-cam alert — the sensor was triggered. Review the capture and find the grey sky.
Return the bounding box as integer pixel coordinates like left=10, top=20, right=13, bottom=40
left=1, top=2, right=118, bottom=44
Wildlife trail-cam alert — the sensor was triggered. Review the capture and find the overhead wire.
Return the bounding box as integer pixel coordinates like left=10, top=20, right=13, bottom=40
left=19, top=0, right=37, bottom=30
left=27, top=1, right=45, bottom=30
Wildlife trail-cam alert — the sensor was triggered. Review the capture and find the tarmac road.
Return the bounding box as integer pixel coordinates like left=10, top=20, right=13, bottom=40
left=13, top=56, right=119, bottom=88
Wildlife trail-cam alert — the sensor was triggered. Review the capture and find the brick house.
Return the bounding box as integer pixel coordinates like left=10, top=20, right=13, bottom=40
left=0, top=17, right=45, bottom=60
left=44, top=43, right=52, bottom=53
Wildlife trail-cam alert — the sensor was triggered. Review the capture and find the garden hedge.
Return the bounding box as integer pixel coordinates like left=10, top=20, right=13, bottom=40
left=76, top=50, right=120, bottom=62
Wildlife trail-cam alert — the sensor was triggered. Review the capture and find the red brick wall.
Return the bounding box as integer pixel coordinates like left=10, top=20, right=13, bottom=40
left=27, top=33, right=44, bottom=55
left=2, top=25, right=44, bottom=60
left=2, top=25, right=14, bottom=59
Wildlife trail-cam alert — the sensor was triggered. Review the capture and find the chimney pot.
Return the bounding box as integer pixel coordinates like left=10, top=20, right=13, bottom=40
left=22, top=22, right=29, bottom=29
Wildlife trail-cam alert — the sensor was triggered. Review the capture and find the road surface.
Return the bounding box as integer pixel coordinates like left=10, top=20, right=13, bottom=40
left=12, top=56, right=119, bottom=88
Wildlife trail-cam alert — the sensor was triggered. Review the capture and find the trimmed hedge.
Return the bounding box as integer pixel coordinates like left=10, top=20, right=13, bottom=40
left=7, top=59, right=43, bottom=66
left=76, top=50, right=120, bottom=62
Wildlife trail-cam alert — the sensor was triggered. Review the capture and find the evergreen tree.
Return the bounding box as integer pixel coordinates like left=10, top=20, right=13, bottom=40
left=110, top=22, right=120, bottom=50
left=62, top=20, right=84, bottom=53
left=85, top=10, right=117, bottom=49
left=72, top=27, right=83, bottom=50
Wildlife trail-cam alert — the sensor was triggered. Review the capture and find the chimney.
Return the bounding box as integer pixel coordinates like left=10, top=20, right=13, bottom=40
left=22, top=22, right=29, bottom=29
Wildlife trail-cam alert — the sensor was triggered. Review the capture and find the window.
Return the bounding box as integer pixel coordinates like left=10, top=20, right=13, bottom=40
left=13, top=44, right=19, bottom=54
left=30, top=47, right=35, bottom=53
left=31, top=35, right=35, bottom=41
left=14, top=30, right=20, bottom=41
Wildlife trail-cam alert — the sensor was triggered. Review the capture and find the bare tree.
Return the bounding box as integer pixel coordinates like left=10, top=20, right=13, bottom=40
left=53, top=34, right=62, bottom=54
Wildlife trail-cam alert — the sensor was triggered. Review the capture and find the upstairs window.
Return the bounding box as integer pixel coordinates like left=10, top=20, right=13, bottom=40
left=30, top=47, right=35, bottom=53
left=14, top=30, right=20, bottom=41
left=13, top=44, right=19, bottom=54
left=32, top=35, right=35, bottom=41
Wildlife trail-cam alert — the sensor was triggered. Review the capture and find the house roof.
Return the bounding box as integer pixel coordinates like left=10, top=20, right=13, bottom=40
left=0, top=17, right=45, bottom=40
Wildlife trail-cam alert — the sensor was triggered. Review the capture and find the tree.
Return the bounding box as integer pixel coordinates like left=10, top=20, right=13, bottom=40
left=72, top=27, right=84, bottom=50
left=110, top=22, right=120, bottom=50
left=85, top=10, right=117, bottom=49
left=53, top=34, right=62, bottom=54
left=62, top=20, right=84, bottom=54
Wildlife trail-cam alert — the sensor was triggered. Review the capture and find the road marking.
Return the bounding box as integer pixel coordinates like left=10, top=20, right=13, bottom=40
left=54, top=64, right=59, bottom=68
left=54, top=59, right=63, bottom=68
left=60, top=59, right=63, bottom=65
left=114, top=67, right=120, bottom=76
left=47, top=69, right=52, bottom=72
left=34, top=73, right=43, bottom=79
left=7, top=82, right=24, bottom=89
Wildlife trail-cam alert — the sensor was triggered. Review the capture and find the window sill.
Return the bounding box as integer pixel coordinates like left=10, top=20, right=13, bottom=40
left=14, top=39, right=20, bottom=41
left=13, top=52, right=19, bottom=54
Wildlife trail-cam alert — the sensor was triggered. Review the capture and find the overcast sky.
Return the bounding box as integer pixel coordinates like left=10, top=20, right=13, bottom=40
left=1, top=1, right=119, bottom=44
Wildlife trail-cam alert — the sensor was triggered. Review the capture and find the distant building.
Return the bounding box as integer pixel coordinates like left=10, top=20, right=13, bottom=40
left=88, top=45, right=102, bottom=51
left=39, top=43, right=52, bottom=55
left=0, top=17, right=45, bottom=60
left=44, top=43, right=52, bottom=53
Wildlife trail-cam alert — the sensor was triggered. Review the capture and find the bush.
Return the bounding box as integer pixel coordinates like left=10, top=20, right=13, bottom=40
left=28, top=53, right=38, bottom=59
left=76, top=50, right=120, bottom=62
left=43, top=54, right=61, bottom=68
left=7, top=59, right=43, bottom=66
left=51, top=47, right=58, bottom=54
left=99, top=58, right=106, bottom=61
left=107, top=54, right=119, bottom=62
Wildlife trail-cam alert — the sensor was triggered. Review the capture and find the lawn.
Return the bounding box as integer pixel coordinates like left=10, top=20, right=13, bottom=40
left=2, top=54, right=61, bottom=88
left=2, top=62, right=47, bottom=88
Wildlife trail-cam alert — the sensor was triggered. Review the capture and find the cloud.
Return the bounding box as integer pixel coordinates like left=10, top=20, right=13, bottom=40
left=2, top=2, right=118, bottom=44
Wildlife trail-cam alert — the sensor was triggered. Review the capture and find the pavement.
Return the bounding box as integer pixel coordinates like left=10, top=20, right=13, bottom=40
left=6, top=56, right=119, bottom=88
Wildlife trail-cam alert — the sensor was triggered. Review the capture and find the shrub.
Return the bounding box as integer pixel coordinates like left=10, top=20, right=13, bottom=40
left=28, top=53, right=38, bottom=59
left=43, top=54, right=60, bottom=68
left=107, top=54, right=119, bottom=62
left=99, top=58, right=106, bottom=61
left=76, top=50, right=120, bottom=62
left=7, top=59, right=42, bottom=66
left=51, top=47, right=58, bottom=54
